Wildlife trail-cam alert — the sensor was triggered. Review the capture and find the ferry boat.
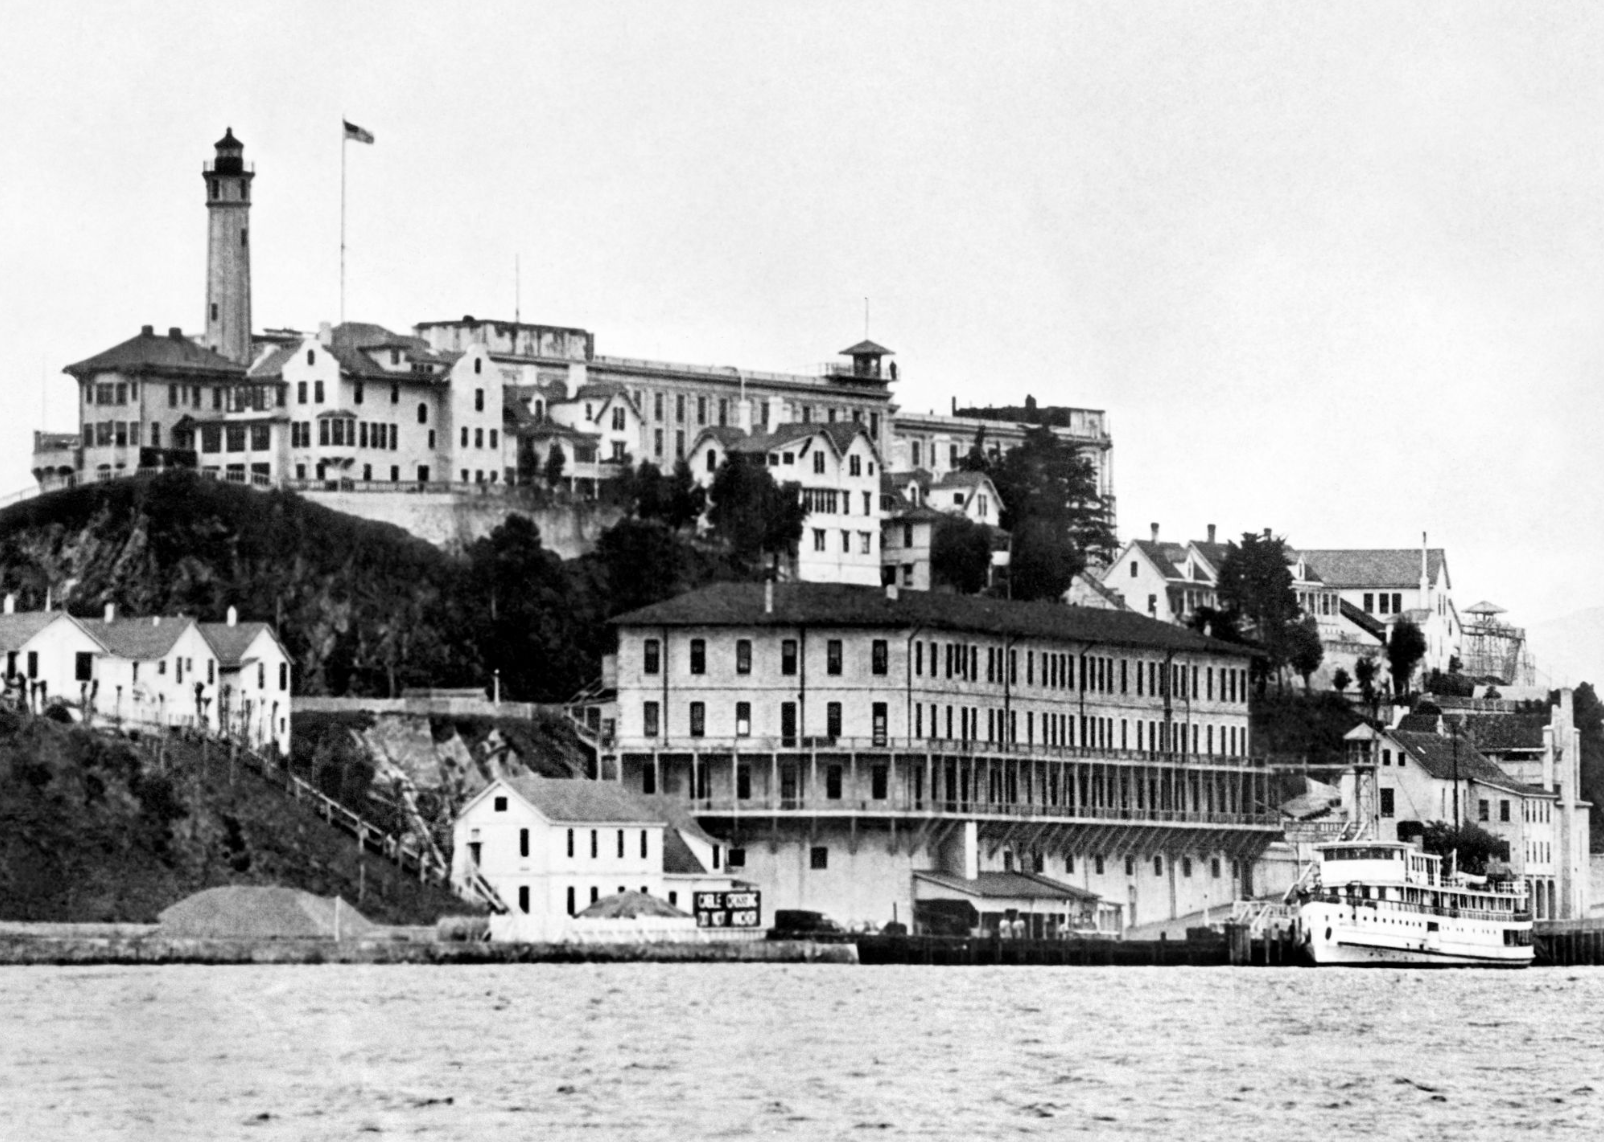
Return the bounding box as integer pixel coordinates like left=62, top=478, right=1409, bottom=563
left=1295, top=841, right=1532, bottom=968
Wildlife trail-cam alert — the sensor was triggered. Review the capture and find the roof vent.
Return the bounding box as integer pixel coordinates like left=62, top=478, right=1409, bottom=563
left=104, top=603, right=115, bottom=623
left=141, top=325, right=154, bottom=336
left=169, top=327, right=184, bottom=339
left=226, top=605, right=238, bottom=627
left=1207, top=524, right=1216, bottom=544
left=764, top=578, right=774, bottom=616
left=2, top=594, right=13, bottom=615
left=1150, top=522, right=1160, bottom=542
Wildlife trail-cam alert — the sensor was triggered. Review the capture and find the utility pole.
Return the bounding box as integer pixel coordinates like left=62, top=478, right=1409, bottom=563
left=1451, top=720, right=1461, bottom=832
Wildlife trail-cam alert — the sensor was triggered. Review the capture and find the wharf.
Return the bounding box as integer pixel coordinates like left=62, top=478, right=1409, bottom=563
left=1534, top=919, right=1604, bottom=966
left=0, top=931, right=857, bottom=967
left=853, top=934, right=1229, bottom=966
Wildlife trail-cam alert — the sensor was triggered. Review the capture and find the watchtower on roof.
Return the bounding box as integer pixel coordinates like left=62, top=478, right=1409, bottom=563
left=202, top=127, right=255, bottom=364
left=838, top=339, right=893, bottom=381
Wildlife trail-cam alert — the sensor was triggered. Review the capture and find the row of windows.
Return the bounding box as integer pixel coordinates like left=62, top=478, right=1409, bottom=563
left=1364, top=592, right=1406, bottom=615
left=1013, top=849, right=1233, bottom=880
left=800, top=488, right=875, bottom=516
left=812, top=528, right=876, bottom=555
left=908, top=440, right=963, bottom=471
left=459, top=426, right=499, bottom=450
left=639, top=697, right=1246, bottom=754
left=649, top=637, right=891, bottom=678
left=84, top=420, right=142, bottom=449
left=196, top=424, right=274, bottom=454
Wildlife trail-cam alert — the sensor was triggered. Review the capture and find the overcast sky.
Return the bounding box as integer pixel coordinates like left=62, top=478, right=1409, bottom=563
left=4, top=1, right=1601, bottom=638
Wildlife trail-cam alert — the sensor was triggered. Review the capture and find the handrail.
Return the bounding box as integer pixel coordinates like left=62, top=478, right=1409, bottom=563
left=679, top=795, right=1276, bottom=828
left=611, top=735, right=1265, bottom=768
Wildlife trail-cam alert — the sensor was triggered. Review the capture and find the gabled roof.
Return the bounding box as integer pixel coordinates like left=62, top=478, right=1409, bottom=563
left=933, top=470, right=992, bottom=491
left=1388, top=729, right=1538, bottom=793
left=0, top=612, right=66, bottom=652
left=79, top=615, right=195, bottom=660
left=1128, top=539, right=1186, bottom=580
left=571, top=381, right=632, bottom=403
left=247, top=344, right=299, bottom=380
left=612, top=582, right=1256, bottom=657
left=914, top=870, right=1100, bottom=902
left=1453, top=714, right=1547, bottom=753
left=499, top=775, right=660, bottom=825
left=1189, top=541, right=1232, bottom=573
left=1297, top=549, right=1448, bottom=591
left=66, top=327, right=245, bottom=378
left=198, top=621, right=280, bottom=668
left=325, top=323, right=455, bottom=381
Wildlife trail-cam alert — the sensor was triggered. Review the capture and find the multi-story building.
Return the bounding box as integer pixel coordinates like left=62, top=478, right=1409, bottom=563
left=1294, top=541, right=1462, bottom=679
left=581, top=580, right=1276, bottom=932
left=686, top=421, right=884, bottom=586
left=200, top=608, right=293, bottom=754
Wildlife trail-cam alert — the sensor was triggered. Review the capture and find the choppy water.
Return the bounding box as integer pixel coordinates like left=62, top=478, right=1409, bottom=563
left=4, top=964, right=1604, bottom=1139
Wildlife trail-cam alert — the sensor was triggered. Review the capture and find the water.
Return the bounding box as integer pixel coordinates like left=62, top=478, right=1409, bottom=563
left=5, top=964, right=1604, bottom=1139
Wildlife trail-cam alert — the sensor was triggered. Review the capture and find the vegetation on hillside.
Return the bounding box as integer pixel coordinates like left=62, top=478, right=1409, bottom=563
left=0, top=708, right=470, bottom=923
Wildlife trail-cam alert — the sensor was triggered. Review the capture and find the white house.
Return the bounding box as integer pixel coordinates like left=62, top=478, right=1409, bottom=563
left=80, top=610, right=222, bottom=735
left=199, top=608, right=292, bottom=754
left=0, top=602, right=104, bottom=713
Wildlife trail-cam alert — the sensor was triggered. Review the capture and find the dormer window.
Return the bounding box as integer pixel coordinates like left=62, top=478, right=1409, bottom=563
left=391, top=349, right=401, bottom=365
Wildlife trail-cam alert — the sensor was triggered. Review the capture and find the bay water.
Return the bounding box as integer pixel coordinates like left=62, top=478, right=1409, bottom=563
left=4, top=964, right=1602, bottom=1139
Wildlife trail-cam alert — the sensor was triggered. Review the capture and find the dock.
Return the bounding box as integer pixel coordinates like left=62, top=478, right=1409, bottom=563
left=853, top=933, right=1229, bottom=967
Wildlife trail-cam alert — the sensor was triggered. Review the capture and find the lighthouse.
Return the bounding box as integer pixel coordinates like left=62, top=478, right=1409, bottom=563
left=202, top=127, right=254, bottom=364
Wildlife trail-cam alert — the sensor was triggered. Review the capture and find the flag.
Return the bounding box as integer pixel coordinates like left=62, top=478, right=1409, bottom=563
left=343, top=120, right=375, bottom=145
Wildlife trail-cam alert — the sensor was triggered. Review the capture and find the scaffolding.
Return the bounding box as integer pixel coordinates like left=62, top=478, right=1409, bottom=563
left=1460, top=601, right=1533, bottom=686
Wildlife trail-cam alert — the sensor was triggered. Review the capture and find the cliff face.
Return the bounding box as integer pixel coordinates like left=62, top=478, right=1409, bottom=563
left=0, top=473, right=479, bottom=696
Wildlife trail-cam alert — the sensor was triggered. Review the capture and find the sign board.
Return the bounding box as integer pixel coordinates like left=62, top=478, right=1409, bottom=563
left=694, top=890, right=761, bottom=929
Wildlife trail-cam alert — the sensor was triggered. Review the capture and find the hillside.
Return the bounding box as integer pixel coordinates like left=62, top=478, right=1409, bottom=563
left=0, top=709, right=474, bottom=924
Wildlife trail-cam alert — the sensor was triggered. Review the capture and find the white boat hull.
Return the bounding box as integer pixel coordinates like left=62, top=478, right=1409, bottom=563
left=1299, top=900, right=1532, bottom=968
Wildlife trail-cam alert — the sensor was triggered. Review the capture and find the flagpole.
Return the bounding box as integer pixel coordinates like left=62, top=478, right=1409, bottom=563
left=340, top=123, right=347, bottom=325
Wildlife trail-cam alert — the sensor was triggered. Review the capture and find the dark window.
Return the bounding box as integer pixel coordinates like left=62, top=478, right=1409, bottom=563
left=314, top=381, right=324, bottom=404
left=810, top=846, right=828, bottom=870
left=689, top=701, right=705, bottom=738
left=493, top=796, right=508, bottom=812
left=1182, top=857, right=1193, bottom=878
left=1478, top=799, right=1490, bottom=823
left=781, top=640, right=798, bottom=675
left=641, top=830, right=649, bottom=859
left=735, top=639, right=751, bottom=674
left=418, top=403, right=428, bottom=424
left=1499, top=800, right=1511, bottom=823
left=567, top=828, right=574, bottom=858
left=826, top=639, right=842, bottom=675
left=872, top=702, right=887, bottom=746
left=871, top=639, right=888, bottom=675
left=475, top=389, right=485, bottom=412
left=279, top=663, right=288, bottom=690
left=74, top=652, right=93, bottom=682
left=354, top=382, right=364, bottom=405
left=1153, top=855, right=1164, bottom=876
left=689, top=639, right=706, bottom=674
left=643, top=701, right=660, bottom=737
left=728, top=847, right=745, bottom=869
left=618, top=830, right=625, bottom=858
left=519, top=829, right=529, bottom=857
left=591, top=830, right=598, bottom=859
left=871, top=766, right=888, bottom=800
left=518, top=886, right=529, bottom=914
left=1380, top=788, right=1395, bottom=818
left=826, top=702, right=842, bottom=739
left=826, top=765, right=843, bottom=799
left=737, top=766, right=751, bottom=800
left=567, top=886, right=575, bottom=915
left=735, top=702, right=752, bottom=737
left=1095, top=855, right=1105, bottom=875
left=644, top=639, right=660, bottom=674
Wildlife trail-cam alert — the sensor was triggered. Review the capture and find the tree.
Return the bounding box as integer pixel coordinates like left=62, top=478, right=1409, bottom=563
left=706, top=453, right=806, bottom=569
left=626, top=461, right=667, bottom=521
left=1355, top=655, right=1380, bottom=709
left=1572, top=683, right=1604, bottom=851
left=1214, top=532, right=1300, bottom=693
left=1419, top=820, right=1509, bottom=876
left=590, top=517, right=694, bottom=618
left=987, top=427, right=1115, bottom=601
left=1288, top=615, right=1324, bottom=692
left=543, top=442, right=567, bottom=488
left=1387, top=617, right=1427, bottom=697
left=1331, top=666, right=1352, bottom=694
left=931, top=515, right=992, bottom=594
left=663, top=459, right=707, bottom=531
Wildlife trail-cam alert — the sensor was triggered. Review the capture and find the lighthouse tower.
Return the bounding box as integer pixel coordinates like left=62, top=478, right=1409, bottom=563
left=202, top=128, right=255, bottom=364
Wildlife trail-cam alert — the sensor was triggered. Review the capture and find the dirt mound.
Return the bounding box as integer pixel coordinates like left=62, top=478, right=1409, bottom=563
left=158, top=886, right=375, bottom=939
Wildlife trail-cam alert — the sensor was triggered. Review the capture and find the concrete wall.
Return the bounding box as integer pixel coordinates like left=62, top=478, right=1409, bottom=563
left=299, top=488, right=623, bottom=556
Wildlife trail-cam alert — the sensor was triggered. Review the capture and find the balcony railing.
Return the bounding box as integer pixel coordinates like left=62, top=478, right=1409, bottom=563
left=680, top=794, right=1274, bottom=828
left=610, top=734, right=1264, bottom=768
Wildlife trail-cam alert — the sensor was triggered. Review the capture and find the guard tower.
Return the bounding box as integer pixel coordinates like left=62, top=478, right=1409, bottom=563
left=836, top=339, right=895, bottom=382
left=203, top=128, right=255, bottom=364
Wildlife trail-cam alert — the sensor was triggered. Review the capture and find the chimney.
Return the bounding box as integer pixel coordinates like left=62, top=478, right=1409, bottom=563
left=1150, top=522, right=1160, bottom=543
left=152, top=616, right=160, bottom=626
left=1263, top=527, right=1271, bottom=540
left=227, top=605, right=238, bottom=627
left=764, top=579, right=774, bottom=615
left=2, top=593, right=12, bottom=614
left=1207, top=524, right=1216, bottom=544
left=103, top=603, right=114, bottom=623
left=169, top=327, right=184, bottom=339
left=141, top=325, right=155, bottom=337
left=1420, top=530, right=1429, bottom=597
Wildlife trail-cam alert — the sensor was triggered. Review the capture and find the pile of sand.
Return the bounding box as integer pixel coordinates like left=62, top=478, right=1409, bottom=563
left=158, top=886, right=375, bottom=939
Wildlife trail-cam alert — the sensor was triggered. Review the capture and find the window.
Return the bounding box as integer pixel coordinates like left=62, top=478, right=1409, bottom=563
left=644, top=639, right=660, bottom=674
left=519, top=828, right=530, bottom=858
left=1500, top=799, right=1511, bottom=823
left=826, top=640, right=842, bottom=675
left=518, top=886, right=529, bottom=914
left=1095, top=855, right=1105, bottom=875
left=74, top=652, right=93, bottom=682
left=1478, top=799, right=1490, bottom=823
left=872, top=766, right=888, bottom=800
left=493, top=796, right=508, bottom=812
left=1211, top=857, right=1222, bottom=879
left=781, top=640, right=798, bottom=675
left=1125, top=855, right=1135, bottom=876
left=475, top=388, right=485, bottom=412
left=871, top=640, right=888, bottom=675
left=643, top=701, right=660, bottom=737
left=689, top=701, right=705, bottom=738
left=1181, top=857, right=1193, bottom=878
left=1153, top=855, right=1164, bottom=876
left=810, top=846, right=828, bottom=870
left=813, top=451, right=825, bottom=475
left=1364, top=593, right=1374, bottom=613
left=826, top=765, right=843, bottom=799
left=617, top=830, right=625, bottom=858
left=1379, top=788, right=1395, bottom=818
left=813, top=528, right=826, bottom=551
left=590, top=830, right=599, bottom=859
left=826, top=702, right=842, bottom=739
left=737, top=766, right=751, bottom=799
left=735, top=702, right=751, bottom=737
left=279, top=663, right=288, bottom=690
left=736, top=639, right=751, bottom=674
left=689, top=638, right=706, bottom=674
left=418, top=403, right=429, bottom=424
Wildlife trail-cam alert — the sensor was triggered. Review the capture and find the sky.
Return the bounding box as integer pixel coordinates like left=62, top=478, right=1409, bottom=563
left=3, top=1, right=1603, bottom=638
